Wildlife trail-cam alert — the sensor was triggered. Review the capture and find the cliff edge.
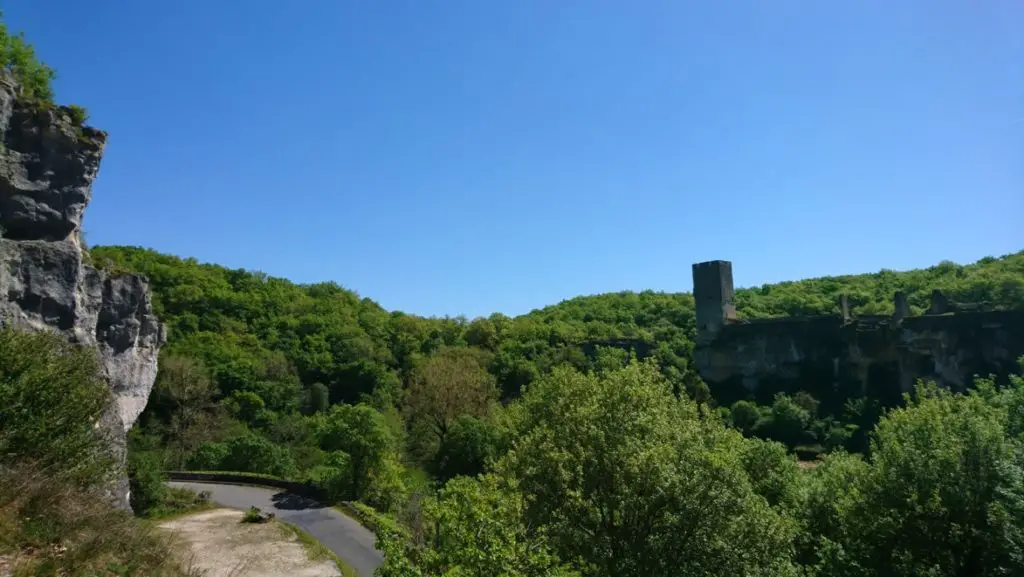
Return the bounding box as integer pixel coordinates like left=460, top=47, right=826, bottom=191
left=0, top=73, right=165, bottom=509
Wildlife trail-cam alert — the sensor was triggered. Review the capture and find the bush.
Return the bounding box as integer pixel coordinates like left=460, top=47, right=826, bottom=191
left=0, top=328, right=111, bottom=484
left=221, top=434, right=298, bottom=478
left=0, top=464, right=194, bottom=576
left=305, top=450, right=351, bottom=502
left=65, top=103, right=88, bottom=125
left=155, top=487, right=212, bottom=519
left=241, top=506, right=273, bottom=524
left=0, top=15, right=55, bottom=102
left=185, top=442, right=229, bottom=470
left=127, top=452, right=168, bottom=517
left=730, top=400, right=762, bottom=435
left=363, top=455, right=408, bottom=513
left=754, top=393, right=813, bottom=448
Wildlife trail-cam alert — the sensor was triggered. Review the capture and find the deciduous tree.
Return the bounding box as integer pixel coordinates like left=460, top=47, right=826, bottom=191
left=404, top=347, right=497, bottom=447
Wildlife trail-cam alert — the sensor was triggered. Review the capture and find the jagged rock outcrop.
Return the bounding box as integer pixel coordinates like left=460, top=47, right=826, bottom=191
left=0, top=73, right=165, bottom=509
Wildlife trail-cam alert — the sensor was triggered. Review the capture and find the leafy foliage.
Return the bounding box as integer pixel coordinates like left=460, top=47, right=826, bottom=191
left=84, top=244, right=1023, bottom=575
left=376, top=475, right=577, bottom=577
left=0, top=14, right=55, bottom=102
left=497, top=361, right=798, bottom=577
left=0, top=329, right=197, bottom=575
left=827, top=382, right=1024, bottom=576
left=0, top=328, right=112, bottom=483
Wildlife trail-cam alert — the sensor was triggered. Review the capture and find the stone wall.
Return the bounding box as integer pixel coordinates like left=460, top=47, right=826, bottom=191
left=692, top=260, right=736, bottom=344
left=0, top=74, right=165, bottom=509
left=692, top=260, right=1024, bottom=412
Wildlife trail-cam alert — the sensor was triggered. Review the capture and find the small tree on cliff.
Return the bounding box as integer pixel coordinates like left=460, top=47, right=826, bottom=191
left=0, top=12, right=55, bottom=102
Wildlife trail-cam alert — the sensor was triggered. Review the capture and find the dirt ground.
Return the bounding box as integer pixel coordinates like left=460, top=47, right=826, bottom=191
left=160, top=509, right=341, bottom=577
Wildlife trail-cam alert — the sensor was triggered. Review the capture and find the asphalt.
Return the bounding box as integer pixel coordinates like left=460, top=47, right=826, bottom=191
left=167, top=481, right=383, bottom=577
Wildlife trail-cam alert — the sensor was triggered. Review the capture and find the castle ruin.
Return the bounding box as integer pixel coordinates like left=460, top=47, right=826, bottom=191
left=691, top=260, right=1024, bottom=411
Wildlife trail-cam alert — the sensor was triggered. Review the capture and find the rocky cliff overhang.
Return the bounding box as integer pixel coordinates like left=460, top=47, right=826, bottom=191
left=0, top=73, right=165, bottom=509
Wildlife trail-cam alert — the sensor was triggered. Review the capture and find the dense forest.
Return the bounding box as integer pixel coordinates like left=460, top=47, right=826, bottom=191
left=96, top=244, right=1023, bottom=483
left=88, top=246, right=1024, bottom=576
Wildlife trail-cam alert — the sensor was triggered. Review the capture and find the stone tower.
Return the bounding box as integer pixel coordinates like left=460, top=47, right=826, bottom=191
left=692, top=260, right=736, bottom=344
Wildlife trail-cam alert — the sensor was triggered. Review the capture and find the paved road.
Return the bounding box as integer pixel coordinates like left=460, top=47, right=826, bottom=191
left=168, top=481, right=383, bottom=577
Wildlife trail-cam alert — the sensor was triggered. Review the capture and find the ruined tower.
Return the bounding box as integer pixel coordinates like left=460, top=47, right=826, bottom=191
left=692, top=260, right=736, bottom=344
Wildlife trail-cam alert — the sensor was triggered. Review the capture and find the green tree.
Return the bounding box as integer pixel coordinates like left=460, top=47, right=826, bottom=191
left=499, top=361, right=797, bottom=577
left=404, top=347, right=498, bottom=448
left=730, top=399, right=763, bottom=435
left=185, top=441, right=229, bottom=470
left=740, top=437, right=804, bottom=510
left=305, top=381, right=330, bottom=414
left=755, top=393, right=813, bottom=448
left=376, top=475, right=577, bottom=577
left=150, top=354, right=218, bottom=468
left=221, top=434, right=297, bottom=478
left=314, top=403, right=398, bottom=501
left=823, top=384, right=1024, bottom=577
left=432, top=414, right=502, bottom=482
left=794, top=451, right=869, bottom=571
left=128, top=451, right=168, bottom=517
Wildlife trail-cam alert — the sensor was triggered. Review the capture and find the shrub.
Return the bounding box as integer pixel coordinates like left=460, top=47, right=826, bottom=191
left=65, top=103, right=87, bottom=125
left=305, top=450, right=351, bottom=502
left=754, top=393, right=813, bottom=448
left=221, top=434, right=298, bottom=478
left=730, top=400, right=762, bottom=435
left=241, top=506, right=273, bottom=524
left=185, top=442, right=229, bottom=470
left=0, top=328, right=111, bottom=484
left=155, top=487, right=213, bottom=519
left=127, top=451, right=168, bottom=517
left=0, top=464, right=194, bottom=576
left=0, top=14, right=55, bottom=102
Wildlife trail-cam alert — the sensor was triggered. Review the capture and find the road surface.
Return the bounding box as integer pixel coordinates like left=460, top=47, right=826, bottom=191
left=168, top=481, right=383, bottom=577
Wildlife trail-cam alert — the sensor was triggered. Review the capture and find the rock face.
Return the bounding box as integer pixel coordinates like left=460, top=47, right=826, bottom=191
left=691, top=260, right=1024, bottom=413
left=0, top=74, right=165, bottom=509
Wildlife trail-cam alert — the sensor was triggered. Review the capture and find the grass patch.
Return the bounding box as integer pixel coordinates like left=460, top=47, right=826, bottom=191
left=144, top=487, right=216, bottom=522
left=278, top=520, right=359, bottom=577
left=170, top=470, right=290, bottom=482
left=335, top=501, right=409, bottom=540
left=0, top=465, right=200, bottom=577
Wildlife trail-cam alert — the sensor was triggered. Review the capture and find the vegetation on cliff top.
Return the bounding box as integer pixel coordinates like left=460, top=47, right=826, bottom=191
left=0, top=13, right=89, bottom=128
left=0, top=14, right=54, bottom=102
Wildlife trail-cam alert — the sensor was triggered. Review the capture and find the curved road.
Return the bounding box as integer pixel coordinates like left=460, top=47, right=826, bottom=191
left=168, top=481, right=383, bottom=577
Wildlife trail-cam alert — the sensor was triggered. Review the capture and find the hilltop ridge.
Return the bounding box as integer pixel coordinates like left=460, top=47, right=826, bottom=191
left=92, top=245, right=1022, bottom=404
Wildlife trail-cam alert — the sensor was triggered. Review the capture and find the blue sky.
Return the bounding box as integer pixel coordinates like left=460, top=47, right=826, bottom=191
left=8, top=1, right=1022, bottom=318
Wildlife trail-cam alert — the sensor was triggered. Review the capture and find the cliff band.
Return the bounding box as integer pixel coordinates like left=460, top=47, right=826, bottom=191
left=0, top=73, right=165, bottom=509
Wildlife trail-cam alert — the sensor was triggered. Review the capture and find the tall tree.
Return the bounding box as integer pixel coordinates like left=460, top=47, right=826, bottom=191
left=315, top=403, right=398, bottom=500
left=499, top=361, right=797, bottom=577
left=151, top=354, right=217, bottom=468
left=404, top=347, right=497, bottom=448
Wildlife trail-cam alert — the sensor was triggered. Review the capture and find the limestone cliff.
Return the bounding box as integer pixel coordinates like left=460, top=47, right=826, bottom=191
left=692, top=260, right=1024, bottom=413
left=0, top=74, right=165, bottom=509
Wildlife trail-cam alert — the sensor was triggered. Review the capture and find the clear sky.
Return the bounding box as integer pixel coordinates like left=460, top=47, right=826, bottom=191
left=8, top=1, right=1022, bottom=318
